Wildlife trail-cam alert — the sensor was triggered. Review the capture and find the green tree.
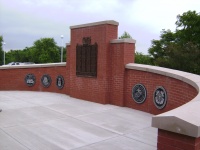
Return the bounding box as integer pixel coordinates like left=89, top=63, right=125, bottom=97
left=6, top=50, right=18, bottom=63
left=135, top=52, right=153, bottom=65
left=176, top=11, right=200, bottom=46
left=63, top=47, right=67, bottom=62
left=119, top=31, right=132, bottom=39
left=6, top=49, right=27, bottom=64
left=148, top=10, right=200, bottom=74
left=32, top=38, right=60, bottom=63
left=149, top=30, right=175, bottom=59
left=4, top=38, right=65, bottom=64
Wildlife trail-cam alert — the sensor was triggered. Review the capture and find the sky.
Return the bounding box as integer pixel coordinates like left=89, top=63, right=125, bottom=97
left=0, top=0, right=200, bottom=54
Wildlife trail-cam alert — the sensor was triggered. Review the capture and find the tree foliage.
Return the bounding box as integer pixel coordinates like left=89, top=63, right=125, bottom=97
left=119, top=31, right=132, bottom=39
left=32, top=38, right=60, bottom=63
left=148, top=10, right=200, bottom=74
left=135, top=52, right=152, bottom=65
left=4, top=38, right=66, bottom=64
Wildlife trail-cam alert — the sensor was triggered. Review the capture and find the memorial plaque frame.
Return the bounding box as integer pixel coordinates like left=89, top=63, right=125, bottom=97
left=41, top=74, right=51, bottom=88
left=153, top=86, right=167, bottom=109
left=25, top=74, right=36, bottom=87
left=56, top=75, right=65, bottom=89
left=76, top=37, right=98, bottom=77
left=132, top=84, right=147, bottom=104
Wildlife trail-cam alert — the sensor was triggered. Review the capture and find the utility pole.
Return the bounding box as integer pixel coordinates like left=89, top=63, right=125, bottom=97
left=61, top=35, right=64, bottom=62
left=3, top=42, right=6, bottom=65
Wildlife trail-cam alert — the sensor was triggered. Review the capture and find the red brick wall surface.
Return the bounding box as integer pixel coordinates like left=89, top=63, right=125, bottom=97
left=109, top=43, right=135, bottom=106
left=66, top=45, right=71, bottom=95
left=0, top=66, right=67, bottom=94
left=158, top=129, right=200, bottom=150
left=124, top=69, right=198, bottom=115
left=67, top=24, right=118, bottom=104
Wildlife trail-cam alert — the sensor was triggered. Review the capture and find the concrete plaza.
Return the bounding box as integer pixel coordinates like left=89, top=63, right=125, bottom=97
left=0, top=91, right=157, bottom=150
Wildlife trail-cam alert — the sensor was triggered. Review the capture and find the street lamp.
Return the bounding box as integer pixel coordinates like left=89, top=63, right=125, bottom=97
left=61, top=35, right=64, bottom=62
left=3, top=42, right=6, bottom=65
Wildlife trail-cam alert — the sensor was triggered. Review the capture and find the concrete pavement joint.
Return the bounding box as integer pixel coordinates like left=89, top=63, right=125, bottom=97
left=0, top=91, right=157, bottom=150
left=0, top=128, right=31, bottom=150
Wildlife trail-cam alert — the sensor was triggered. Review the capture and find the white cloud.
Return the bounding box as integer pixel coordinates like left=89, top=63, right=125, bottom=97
left=22, top=0, right=65, bottom=7
left=129, top=0, right=200, bottom=33
left=0, top=0, right=200, bottom=53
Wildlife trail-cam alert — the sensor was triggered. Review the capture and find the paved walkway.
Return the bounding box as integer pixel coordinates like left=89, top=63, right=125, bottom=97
left=0, top=91, right=157, bottom=150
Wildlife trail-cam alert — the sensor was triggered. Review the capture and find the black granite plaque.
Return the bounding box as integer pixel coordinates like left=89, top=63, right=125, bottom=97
left=153, top=86, right=167, bottom=109
left=56, top=75, right=65, bottom=89
left=132, top=84, right=147, bottom=104
left=25, top=74, right=36, bottom=87
left=41, top=74, right=51, bottom=88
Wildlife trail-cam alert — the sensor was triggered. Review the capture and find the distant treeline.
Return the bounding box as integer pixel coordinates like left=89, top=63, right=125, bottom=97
left=0, top=37, right=66, bottom=65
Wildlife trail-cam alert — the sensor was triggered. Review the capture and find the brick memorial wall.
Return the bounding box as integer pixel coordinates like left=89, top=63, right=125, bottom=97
left=124, top=69, right=197, bottom=115
left=0, top=63, right=66, bottom=94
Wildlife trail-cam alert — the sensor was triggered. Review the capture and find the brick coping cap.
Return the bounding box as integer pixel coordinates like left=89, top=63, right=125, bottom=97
left=70, top=20, right=119, bottom=29
left=110, top=38, right=136, bottom=44
left=0, top=62, right=66, bottom=70
left=126, top=63, right=200, bottom=138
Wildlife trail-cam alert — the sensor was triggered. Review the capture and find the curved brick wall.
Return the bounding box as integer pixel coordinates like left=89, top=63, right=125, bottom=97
left=1, top=60, right=200, bottom=149
left=0, top=63, right=67, bottom=94
left=124, top=68, right=197, bottom=115
left=126, top=63, right=200, bottom=139
left=1, top=62, right=196, bottom=117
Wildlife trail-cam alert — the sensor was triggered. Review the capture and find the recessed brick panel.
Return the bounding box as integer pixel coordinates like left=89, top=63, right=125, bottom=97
left=66, top=24, right=118, bottom=104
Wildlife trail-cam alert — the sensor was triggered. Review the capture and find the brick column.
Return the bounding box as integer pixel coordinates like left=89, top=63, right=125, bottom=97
left=158, top=129, right=200, bottom=150
left=109, top=39, right=136, bottom=106
left=66, top=20, right=118, bottom=104
left=66, top=44, right=70, bottom=95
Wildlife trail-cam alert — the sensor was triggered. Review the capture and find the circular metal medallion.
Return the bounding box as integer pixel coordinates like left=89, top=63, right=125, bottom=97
left=56, top=75, right=65, bottom=89
left=41, top=74, right=51, bottom=88
left=132, top=84, right=147, bottom=104
left=153, top=86, right=167, bottom=109
left=25, top=74, right=36, bottom=87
